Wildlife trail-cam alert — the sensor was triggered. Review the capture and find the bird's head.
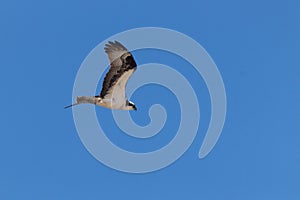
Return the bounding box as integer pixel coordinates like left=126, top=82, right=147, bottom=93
left=127, top=101, right=137, bottom=111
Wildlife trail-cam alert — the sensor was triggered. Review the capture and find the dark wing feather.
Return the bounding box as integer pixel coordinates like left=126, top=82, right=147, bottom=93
left=100, top=41, right=137, bottom=98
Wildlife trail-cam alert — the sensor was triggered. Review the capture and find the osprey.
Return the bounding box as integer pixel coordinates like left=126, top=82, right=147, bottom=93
left=65, top=41, right=137, bottom=111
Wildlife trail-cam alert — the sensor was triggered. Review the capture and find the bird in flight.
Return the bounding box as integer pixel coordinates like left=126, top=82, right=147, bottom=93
left=65, top=41, right=137, bottom=111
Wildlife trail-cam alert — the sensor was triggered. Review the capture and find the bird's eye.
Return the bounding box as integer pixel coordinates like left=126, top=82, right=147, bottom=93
left=126, top=56, right=133, bottom=63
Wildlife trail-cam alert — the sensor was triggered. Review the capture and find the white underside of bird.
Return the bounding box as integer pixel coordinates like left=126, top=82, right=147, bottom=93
left=65, top=41, right=137, bottom=111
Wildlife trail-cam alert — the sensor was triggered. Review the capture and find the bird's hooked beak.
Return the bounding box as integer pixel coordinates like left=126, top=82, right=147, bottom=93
left=131, top=104, right=137, bottom=111
left=128, top=100, right=137, bottom=111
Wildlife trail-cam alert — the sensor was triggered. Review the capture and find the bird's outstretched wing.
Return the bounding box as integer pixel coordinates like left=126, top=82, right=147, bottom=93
left=100, top=41, right=137, bottom=100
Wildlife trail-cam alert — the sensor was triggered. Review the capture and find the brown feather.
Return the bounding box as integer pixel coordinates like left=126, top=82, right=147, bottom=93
left=100, top=41, right=137, bottom=98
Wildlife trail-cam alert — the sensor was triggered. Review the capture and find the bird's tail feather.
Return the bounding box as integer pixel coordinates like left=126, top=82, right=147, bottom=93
left=76, top=96, right=97, bottom=104
left=64, top=96, right=97, bottom=109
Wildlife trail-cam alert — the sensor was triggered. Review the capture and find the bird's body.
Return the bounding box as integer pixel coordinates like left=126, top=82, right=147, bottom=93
left=65, top=41, right=137, bottom=111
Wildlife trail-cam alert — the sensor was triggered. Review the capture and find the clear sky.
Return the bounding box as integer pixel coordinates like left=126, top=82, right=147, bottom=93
left=1, top=0, right=299, bottom=199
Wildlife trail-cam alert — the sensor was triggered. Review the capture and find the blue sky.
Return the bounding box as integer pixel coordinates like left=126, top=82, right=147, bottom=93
left=1, top=0, right=300, bottom=199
